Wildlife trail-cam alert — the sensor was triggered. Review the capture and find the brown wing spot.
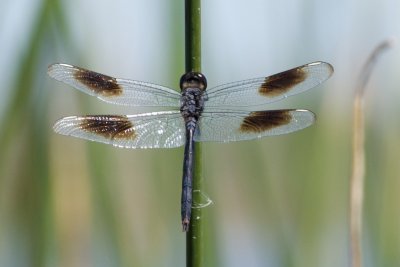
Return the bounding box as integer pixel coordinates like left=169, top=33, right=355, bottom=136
left=80, top=115, right=136, bottom=140
left=240, top=110, right=292, bottom=133
left=259, top=67, right=307, bottom=97
left=74, top=67, right=123, bottom=96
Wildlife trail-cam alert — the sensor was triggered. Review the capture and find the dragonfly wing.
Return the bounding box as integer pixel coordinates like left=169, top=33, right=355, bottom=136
left=204, top=62, right=333, bottom=111
left=194, top=109, right=315, bottom=142
left=48, top=63, right=181, bottom=107
left=53, top=111, right=185, bottom=149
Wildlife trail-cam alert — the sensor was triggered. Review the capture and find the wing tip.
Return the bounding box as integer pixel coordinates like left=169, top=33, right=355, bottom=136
left=47, top=63, right=58, bottom=78
left=52, top=116, right=78, bottom=135
left=47, top=63, right=74, bottom=79
left=292, top=108, right=316, bottom=119
left=307, top=61, right=334, bottom=78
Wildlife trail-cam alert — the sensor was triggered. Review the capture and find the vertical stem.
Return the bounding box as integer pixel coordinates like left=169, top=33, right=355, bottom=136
left=185, top=0, right=204, bottom=267
left=350, top=96, right=365, bottom=267
left=349, top=40, right=392, bottom=267
left=185, top=0, right=202, bottom=72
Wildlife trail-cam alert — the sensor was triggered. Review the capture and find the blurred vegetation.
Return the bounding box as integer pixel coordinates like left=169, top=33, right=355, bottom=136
left=0, top=0, right=66, bottom=266
left=1, top=1, right=399, bottom=267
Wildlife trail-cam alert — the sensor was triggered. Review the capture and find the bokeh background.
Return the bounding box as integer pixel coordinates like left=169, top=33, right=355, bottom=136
left=1, top=0, right=400, bottom=266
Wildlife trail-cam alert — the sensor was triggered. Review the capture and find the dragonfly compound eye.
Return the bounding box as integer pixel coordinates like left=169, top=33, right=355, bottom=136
left=180, top=72, right=207, bottom=91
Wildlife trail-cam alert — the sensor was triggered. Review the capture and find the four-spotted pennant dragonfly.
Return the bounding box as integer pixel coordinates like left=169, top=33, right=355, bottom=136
left=48, top=61, right=333, bottom=231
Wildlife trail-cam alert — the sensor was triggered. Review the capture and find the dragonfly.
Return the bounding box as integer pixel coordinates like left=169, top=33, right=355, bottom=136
left=48, top=61, right=333, bottom=231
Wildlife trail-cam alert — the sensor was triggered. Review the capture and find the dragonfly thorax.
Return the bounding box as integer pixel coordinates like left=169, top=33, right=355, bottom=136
left=180, top=71, right=208, bottom=128
left=180, top=87, right=207, bottom=128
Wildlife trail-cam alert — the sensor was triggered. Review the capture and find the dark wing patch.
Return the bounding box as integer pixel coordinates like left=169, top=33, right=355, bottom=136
left=259, top=66, right=307, bottom=97
left=240, top=110, right=292, bottom=133
left=80, top=115, right=136, bottom=140
left=73, top=67, right=123, bottom=96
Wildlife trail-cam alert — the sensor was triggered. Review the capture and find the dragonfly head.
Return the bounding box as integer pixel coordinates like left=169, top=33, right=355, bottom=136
left=180, top=72, right=207, bottom=91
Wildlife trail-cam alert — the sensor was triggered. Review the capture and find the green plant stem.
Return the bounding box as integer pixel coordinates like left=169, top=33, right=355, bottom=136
left=184, top=0, right=204, bottom=267
left=185, top=0, right=202, bottom=72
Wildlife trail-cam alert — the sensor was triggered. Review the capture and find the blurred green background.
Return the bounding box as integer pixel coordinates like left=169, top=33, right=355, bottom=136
left=1, top=0, right=400, bottom=266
